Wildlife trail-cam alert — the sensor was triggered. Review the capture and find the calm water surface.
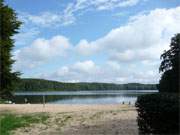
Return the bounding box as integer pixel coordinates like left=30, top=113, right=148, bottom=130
left=14, top=90, right=158, bottom=104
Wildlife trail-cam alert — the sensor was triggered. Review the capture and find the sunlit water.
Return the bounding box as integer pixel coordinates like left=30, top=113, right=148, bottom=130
left=14, top=90, right=158, bottom=104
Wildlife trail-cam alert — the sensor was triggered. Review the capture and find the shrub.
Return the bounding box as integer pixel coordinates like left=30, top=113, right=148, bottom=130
left=135, top=93, right=180, bottom=134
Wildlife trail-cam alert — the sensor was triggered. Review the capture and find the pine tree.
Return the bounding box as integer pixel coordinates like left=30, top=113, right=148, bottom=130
left=158, top=33, right=180, bottom=93
left=0, top=0, right=21, bottom=98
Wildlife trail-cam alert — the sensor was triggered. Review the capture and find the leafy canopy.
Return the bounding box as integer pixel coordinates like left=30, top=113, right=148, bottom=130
left=158, top=33, right=180, bottom=93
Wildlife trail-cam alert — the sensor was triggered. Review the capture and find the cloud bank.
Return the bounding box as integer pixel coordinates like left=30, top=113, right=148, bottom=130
left=13, top=7, right=180, bottom=83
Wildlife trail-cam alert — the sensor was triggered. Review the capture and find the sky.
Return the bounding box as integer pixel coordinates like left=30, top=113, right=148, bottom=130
left=6, top=0, right=180, bottom=84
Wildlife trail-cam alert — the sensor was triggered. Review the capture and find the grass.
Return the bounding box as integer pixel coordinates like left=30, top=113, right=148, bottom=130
left=0, top=99, right=7, bottom=104
left=0, top=113, right=49, bottom=135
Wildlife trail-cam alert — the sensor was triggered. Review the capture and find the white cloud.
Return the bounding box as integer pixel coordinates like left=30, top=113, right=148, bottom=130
left=106, top=61, right=121, bottom=71
left=56, top=66, right=70, bottom=76
left=72, top=60, right=99, bottom=74
left=14, top=7, right=180, bottom=84
left=13, top=27, right=40, bottom=46
left=13, top=35, right=71, bottom=70
left=76, top=7, right=180, bottom=63
left=75, top=39, right=99, bottom=55
left=40, top=60, right=101, bottom=82
left=38, top=60, right=159, bottom=83
left=72, top=0, right=140, bottom=11
left=19, top=11, right=75, bottom=27
left=19, top=0, right=142, bottom=27
left=109, top=46, right=160, bottom=62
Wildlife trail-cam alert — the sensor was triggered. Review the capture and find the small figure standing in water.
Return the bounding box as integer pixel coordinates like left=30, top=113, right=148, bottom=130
left=129, top=101, right=131, bottom=105
left=122, top=101, right=124, bottom=104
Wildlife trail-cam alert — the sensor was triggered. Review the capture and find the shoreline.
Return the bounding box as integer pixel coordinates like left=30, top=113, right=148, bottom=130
left=0, top=104, right=135, bottom=114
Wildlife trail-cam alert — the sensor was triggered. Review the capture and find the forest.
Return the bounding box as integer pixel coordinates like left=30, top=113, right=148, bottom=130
left=14, top=78, right=157, bottom=91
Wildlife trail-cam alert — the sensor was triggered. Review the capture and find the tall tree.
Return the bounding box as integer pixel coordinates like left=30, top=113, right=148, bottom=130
left=158, top=33, right=180, bottom=93
left=0, top=0, right=21, bottom=98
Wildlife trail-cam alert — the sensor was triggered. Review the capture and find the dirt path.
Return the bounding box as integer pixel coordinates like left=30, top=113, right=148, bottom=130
left=0, top=104, right=138, bottom=135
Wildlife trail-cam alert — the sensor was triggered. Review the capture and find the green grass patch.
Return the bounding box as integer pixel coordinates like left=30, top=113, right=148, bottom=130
left=0, top=113, right=49, bottom=135
left=0, top=99, right=7, bottom=104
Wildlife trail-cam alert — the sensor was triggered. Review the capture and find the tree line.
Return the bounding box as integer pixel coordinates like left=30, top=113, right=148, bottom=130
left=14, top=78, right=157, bottom=91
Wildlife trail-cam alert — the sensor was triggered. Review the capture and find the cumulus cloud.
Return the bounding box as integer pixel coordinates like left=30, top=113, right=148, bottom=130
left=13, top=36, right=71, bottom=70
left=13, top=27, right=40, bottom=46
left=76, top=7, right=180, bottom=63
left=72, top=60, right=99, bottom=74
left=14, top=6, right=180, bottom=83
left=38, top=60, right=159, bottom=83
left=109, top=47, right=160, bottom=62
left=40, top=60, right=101, bottom=82
left=75, top=39, right=99, bottom=55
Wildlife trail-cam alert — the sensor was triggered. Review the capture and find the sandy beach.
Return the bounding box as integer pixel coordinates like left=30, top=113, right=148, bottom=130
left=0, top=104, right=138, bottom=135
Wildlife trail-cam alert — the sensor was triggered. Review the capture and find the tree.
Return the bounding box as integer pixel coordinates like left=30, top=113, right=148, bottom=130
left=0, top=0, right=21, bottom=98
left=158, top=33, right=180, bottom=93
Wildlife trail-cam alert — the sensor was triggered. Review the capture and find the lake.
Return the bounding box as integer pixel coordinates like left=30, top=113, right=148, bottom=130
left=14, top=90, right=158, bottom=104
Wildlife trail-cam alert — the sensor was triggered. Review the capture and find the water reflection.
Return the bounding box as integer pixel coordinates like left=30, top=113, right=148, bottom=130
left=14, top=90, right=158, bottom=104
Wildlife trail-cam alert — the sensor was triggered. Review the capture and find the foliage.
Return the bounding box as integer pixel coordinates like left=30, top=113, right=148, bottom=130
left=158, top=33, right=180, bottom=93
left=0, top=0, right=21, bottom=98
left=0, top=113, right=49, bottom=135
left=136, top=34, right=180, bottom=135
left=0, top=98, right=6, bottom=103
left=135, top=93, right=180, bottom=134
left=14, top=78, right=157, bottom=91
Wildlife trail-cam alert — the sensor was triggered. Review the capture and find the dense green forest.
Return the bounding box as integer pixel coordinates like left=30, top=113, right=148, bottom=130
left=14, top=78, right=157, bottom=91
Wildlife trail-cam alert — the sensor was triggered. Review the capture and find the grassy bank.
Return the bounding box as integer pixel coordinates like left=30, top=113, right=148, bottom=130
left=0, top=113, right=49, bottom=135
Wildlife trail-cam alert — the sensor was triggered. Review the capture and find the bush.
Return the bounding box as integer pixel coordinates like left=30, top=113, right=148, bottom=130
left=135, top=93, right=180, bottom=134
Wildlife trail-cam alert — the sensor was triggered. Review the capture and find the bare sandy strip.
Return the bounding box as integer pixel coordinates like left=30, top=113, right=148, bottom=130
left=0, top=104, right=135, bottom=113
left=0, top=104, right=138, bottom=135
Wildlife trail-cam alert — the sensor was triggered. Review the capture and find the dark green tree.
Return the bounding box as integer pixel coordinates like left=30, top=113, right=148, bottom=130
left=158, top=33, right=180, bottom=93
left=0, top=0, right=21, bottom=98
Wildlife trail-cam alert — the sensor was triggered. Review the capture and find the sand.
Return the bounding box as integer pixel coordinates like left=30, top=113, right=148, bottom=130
left=0, top=104, right=138, bottom=135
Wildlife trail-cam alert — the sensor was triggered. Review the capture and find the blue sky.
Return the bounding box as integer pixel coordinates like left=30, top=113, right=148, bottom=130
left=6, top=0, right=180, bottom=83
